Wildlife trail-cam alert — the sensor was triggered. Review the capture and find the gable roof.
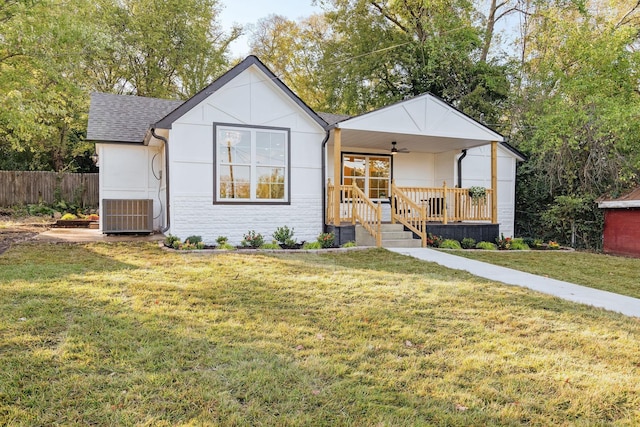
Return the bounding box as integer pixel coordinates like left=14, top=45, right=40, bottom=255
left=153, top=55, right=328, bottom=130
left=87, top=92, right=183, bottom=143
left=598, top=188, right=640, bottom=209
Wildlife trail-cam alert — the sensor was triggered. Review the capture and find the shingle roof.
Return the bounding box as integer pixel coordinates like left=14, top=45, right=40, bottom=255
left=87, top=92, right=183, bottom=143
left=317, top=112, right=351, bottom=126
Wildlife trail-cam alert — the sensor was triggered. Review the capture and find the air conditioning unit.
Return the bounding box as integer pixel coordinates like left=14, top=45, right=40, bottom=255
left=102, top=199, right=153, bottom=233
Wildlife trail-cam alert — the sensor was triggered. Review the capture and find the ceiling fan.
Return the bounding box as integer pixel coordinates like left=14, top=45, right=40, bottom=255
left=391, top=141, right=409, bottom=155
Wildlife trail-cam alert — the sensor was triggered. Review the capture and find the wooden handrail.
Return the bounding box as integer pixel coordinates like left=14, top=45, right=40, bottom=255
left=351, top=183, right=382, bottom=247
left=391, top=183, right=427, bottom=247
left=396, top=184, right=493, bottom=222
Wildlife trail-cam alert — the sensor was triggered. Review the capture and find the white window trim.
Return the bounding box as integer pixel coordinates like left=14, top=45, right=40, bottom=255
left=213, top=123, right=291, bottom=205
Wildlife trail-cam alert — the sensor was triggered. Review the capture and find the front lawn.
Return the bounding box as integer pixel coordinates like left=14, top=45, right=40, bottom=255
left=454, top=250, right=640, bottom=299
left=1, top=243, right=639, bottom=425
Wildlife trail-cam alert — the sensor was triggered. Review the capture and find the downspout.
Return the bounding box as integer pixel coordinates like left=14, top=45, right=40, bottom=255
left=320, top=129, right=331, bottom=232
left=457, top=149, right=467, bottom=188
left=151, top=128, right=170, bottom=233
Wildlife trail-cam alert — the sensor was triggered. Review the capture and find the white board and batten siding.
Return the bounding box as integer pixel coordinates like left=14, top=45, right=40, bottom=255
left=462, top=144, right=517, bottom=237
left=167, top=65, right=326, bottom=245
left=97, top=143, right=165, bottom=231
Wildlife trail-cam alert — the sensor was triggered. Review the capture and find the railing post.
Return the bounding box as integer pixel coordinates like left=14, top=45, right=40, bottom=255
left=376, top=201, right=382, bottom=247
left=391, top=180, right=396, bottom=224
left=421, top=204, right=427, bottom=247
left=351, top=183, right=357, bottom=225
left=442, top=181, right=448, bottom=225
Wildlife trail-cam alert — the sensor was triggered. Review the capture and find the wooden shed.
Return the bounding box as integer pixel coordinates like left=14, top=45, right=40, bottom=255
left=598, top=188, right=640, bottom=258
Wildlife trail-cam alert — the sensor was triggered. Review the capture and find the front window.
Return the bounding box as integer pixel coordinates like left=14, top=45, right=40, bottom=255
left=215, top=125, right=289, bottom=203
left=342, top=154, right=391, bottom=200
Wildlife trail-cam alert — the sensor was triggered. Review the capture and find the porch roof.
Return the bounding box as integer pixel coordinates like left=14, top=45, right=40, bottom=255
left=327, top=93, right=504, bottom=153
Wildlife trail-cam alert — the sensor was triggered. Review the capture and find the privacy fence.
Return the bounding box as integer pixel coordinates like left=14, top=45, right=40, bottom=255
left=0, top=171, right=99, bottom=207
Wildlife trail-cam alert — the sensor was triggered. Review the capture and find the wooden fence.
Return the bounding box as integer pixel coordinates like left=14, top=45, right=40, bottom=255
left=0, top=171, right=99, bottom=207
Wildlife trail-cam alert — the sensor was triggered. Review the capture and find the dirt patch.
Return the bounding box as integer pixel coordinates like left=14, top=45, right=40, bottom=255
left=0, top=217, right=53, bottom=255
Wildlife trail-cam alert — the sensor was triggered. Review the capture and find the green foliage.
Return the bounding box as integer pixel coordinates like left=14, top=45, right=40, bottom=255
left=184, top=235, right=203, bottom=245
left=272, top=225, right=295, bottom=246
left=475, top=241, right=497, bottom=250
left=440, top=239, right=462, bottom=249
left=164, top=234, right=181, bottom=249
left=317, top=232, right=335, bottom=248
left=302, top=241, right=322, bottom=250
left=460, top=237, right=476, bottom=249
left=427, top=233, right=443, bottom=248
left=259, top=242, right=282, bottom=250
left=241, top=230, right=264, bottom=248
left=60, top=213, right=77, bottom=220
left=27, top=204, right=56, bottom=217
left=341, top=241, right=357, bottom=248
left=215, top=236, right=228, bottom=245
left=509, top=238, right=530, bottom=251
left=216, top=243, right=235, bottom=250
left=496, top=234, right=511, bottom=250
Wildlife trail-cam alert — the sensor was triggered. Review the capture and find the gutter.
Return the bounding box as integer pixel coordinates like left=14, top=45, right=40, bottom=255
left=320, top=129, right=331, bottom=232
left=457, top=149, right=467, bottom=188
left=151, top=128, right=170, bottom=233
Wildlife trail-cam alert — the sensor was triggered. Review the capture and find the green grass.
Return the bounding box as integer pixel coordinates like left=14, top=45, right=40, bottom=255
left=454, top=250, right=640, bottom=299
left=1, top=243, right=640, bottom=425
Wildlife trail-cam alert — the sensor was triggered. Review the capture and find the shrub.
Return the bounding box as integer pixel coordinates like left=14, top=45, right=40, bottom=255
left=260, top=242, right=282, bottom=250
left=510, top=238, right=530, bottom=251
left=548, top=240, right=560, bottom=250
left=303, top=241, right=322, bottom=250
left=496, top=233, right=511, bottom=250
left=272, top=226, right=295, bottom=245
left=60, top=213, right=77, bottom=220
left=427, top=233, right=443, bottom=247
left=317, top=232, right=335, bottom=248
left=86, top=214, right=99, bottom=221
left=184, top=235, right=202, bottom=245
left=476, top=241, right=497, bottom=250
left=440, top=239, right=462, bottom=249
left=241, top=230, right=264, bottom=248
left=217, top=243, right=235, bottom=250
left=216, top=236, right=229, bottom=245
left=341, top=241, right=357, bottom=248
left=164, top=234, right=181, bottom=249
left=460, top=237, right=476, bottom=249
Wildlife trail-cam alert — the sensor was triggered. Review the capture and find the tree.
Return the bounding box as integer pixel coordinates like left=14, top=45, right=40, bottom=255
left=316, top=0, right=510, bottom=121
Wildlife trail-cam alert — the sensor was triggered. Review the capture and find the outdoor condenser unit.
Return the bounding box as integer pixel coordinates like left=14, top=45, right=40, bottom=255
left=102, top=199, right=153, bottom=233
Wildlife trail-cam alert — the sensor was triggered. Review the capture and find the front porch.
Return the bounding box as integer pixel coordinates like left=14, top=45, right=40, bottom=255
left=327, top=181, right=499, bottom=247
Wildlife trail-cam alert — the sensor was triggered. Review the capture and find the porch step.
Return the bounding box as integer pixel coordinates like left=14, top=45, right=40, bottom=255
left=355, top=224, right=422, bottom=248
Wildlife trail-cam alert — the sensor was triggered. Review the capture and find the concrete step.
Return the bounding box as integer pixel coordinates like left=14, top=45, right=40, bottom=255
left=356, top=224, right=423, bottom=248
left=381, top=239, right=423, bottom=248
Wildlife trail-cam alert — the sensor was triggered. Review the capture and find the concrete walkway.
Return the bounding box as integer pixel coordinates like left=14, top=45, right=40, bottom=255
left=389, top=247, right=640, bottom=318
left=34, top=228, right=164, bottom=243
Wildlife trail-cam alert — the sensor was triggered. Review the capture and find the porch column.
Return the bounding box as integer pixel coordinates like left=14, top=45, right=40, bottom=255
left=491, top=141, right=498, bottom=224
left=333, top=127, right=342, bottom=226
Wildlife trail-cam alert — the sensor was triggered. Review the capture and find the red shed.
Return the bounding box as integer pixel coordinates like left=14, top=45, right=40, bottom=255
left=598, top=188, right=640, bottom=258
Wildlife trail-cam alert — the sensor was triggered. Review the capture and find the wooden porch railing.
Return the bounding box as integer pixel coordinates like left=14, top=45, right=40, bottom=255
left=396, top=183, right=493, bottom=223
left=327, top=180, right=382, bottom=247
left=328, top=180, right=492, bottom=248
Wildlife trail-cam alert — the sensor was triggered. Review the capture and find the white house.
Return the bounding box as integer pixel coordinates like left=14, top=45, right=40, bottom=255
left=87, top=56, right=523, bottom=247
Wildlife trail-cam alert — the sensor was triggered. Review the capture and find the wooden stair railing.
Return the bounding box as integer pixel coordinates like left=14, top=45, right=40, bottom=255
left=391, top=183, right=427, bottom=247
left=351, top=184, right=382, bottom=247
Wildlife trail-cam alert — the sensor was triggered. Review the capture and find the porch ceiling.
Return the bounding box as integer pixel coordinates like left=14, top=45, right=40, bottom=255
left=327, top=129, right=496, bottom=154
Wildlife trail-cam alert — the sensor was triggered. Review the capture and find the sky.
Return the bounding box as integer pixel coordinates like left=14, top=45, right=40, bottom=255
left=218, top=0, right=323, bottom=58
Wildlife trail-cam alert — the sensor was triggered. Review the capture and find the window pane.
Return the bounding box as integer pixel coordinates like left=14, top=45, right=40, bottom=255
left=218, top=129, right=251, bottom=164
left=369, top=157, right=390, bottom=178
left=257, top=167, right=285, bottom=199
left=256, top=132, right=285, bottom=165
left=343, top=156, right=365, bottom=178
left=369, top=178, right=389, bottom=199
left=219, top=165, right=250, bottom=199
